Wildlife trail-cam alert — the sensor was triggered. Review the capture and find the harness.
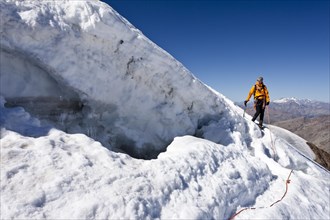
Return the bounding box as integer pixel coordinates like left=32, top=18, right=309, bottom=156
left=254, top=84, right=266, bottom=100
left=254, top=84, right=266, bottom=108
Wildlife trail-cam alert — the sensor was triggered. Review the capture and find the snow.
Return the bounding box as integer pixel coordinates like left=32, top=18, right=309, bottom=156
left=267, top=125, right=315, bottom=159
left=273, top=97, right=316, bottom=105
left=1, top=0, right=329, bottom=219
left=273, top=97, right=302, bottom=104
left=1, top=104, right=329, bottom=219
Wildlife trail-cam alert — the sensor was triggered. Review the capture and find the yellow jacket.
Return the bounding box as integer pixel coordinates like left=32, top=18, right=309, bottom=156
left=246, top=82, right=270, bottom=102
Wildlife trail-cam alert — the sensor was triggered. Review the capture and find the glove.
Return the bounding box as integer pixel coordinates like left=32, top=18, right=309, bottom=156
left=244, top=100, right=248, bottom=106
left=266, top=101, right=270, bottom=105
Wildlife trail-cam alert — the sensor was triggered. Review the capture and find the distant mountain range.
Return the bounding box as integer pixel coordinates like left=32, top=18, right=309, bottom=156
left=270, top=98, right=330, bottom=121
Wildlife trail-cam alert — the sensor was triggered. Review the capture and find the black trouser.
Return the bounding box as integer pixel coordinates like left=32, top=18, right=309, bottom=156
left=252, top=99, right=265, bottom=123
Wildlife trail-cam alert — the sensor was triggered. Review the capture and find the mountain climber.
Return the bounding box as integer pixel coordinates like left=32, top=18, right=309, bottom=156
left=244, top=76, right=270, bottom=128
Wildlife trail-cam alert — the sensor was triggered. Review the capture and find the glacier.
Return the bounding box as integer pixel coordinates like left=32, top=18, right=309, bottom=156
left=0, top=0, right=329, bottom=219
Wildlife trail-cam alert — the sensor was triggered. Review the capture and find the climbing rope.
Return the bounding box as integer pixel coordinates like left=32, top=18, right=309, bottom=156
left=228, top=169, right=294, bottom=220
left=266, top=106, right=278, bottom=158
left=270, top=170, right=293, bottom=207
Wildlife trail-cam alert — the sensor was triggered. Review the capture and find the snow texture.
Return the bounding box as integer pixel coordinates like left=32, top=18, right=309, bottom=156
left=0, top=0, right=241, bottom=158
left=1, top=0, right=329, bottom=219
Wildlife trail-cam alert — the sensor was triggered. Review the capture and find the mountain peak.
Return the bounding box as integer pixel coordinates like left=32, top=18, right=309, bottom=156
left=273, top=97, right=311, bottom=104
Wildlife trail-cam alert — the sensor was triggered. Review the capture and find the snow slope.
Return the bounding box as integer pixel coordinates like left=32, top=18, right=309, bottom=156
left=1, top=0, right=329, bottom=219
left=1, top=98, right=329, bottom=219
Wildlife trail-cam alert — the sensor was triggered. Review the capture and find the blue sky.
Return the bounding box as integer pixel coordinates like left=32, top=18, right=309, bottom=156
left=104, top=0, right=329, bottom=102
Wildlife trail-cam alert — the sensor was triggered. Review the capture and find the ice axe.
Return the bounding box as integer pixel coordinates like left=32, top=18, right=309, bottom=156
left=243, top=101, right=247, bottom=118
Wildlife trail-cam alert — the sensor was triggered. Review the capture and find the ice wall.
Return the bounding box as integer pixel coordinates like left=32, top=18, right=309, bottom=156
left=0, top=0, right=246, bottom=158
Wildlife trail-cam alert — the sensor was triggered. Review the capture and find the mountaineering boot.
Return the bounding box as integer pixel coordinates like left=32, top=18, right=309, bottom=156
left=258, top=120, right=263, bottom=129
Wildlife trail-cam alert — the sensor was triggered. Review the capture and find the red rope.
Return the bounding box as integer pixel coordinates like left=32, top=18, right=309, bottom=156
left=228, top=170, right=293, bottom=220
left=270, top=170, right=293, bottom=207
left=228, top=208, right=248, bottom=220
